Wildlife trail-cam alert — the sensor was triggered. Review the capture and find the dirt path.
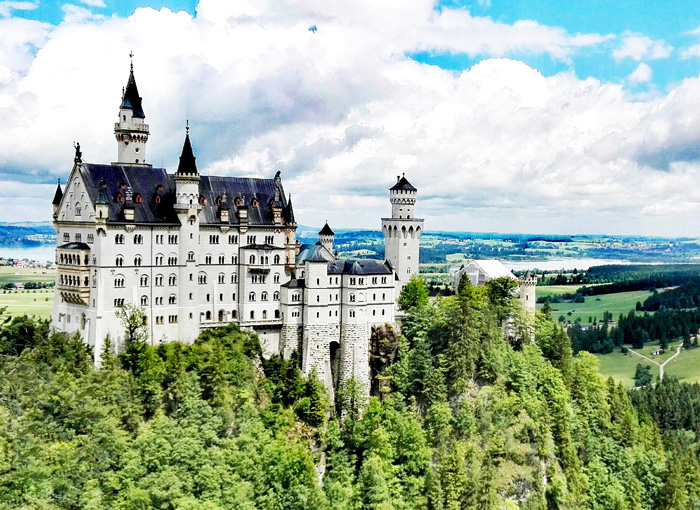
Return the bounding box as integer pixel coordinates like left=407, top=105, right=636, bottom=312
left=629, top=343, right=683, bottom=382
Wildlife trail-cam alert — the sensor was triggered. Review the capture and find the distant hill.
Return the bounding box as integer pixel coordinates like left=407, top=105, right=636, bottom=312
left=0, top=223, right=56, bottom=248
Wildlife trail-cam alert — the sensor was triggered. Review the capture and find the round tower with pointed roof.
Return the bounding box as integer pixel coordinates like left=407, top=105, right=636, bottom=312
left=319, top=222, right=335, bottom=253
left=381, top=174, right=424, bottom=293
left=114, top=56, right=150, bottom=165
left=519, top=270, right=537, bottom=316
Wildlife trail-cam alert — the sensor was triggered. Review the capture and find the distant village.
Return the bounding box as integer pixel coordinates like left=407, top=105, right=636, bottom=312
left=0, top=257, right=52, bottom=269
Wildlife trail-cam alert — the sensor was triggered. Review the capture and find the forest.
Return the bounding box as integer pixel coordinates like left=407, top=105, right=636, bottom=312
left=1, top=277, right=700, bottom=509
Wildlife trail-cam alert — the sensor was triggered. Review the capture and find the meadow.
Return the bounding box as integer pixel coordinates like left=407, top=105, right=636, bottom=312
left=537, top=287, right=655, bottom=323
left=0, top=289, right=53, bottom=319
left=0, top=266, right=54, bottom=285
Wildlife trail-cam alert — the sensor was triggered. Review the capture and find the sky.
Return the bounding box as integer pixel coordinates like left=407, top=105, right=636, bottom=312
left=3, top=1, right=700, bottom=235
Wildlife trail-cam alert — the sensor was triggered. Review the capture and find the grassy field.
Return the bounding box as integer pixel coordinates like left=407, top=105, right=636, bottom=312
left=663, top=347, right=700, bottom=384
left=539, top=289, right=655, bottom=323
left=0, top=266, right=55, bottom=285
left=595, top=351, right=661, bottom=387
left=0, top=289, right=53, bottom=319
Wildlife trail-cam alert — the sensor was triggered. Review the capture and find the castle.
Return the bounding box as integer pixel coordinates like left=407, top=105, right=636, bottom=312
left=51, top=62, right=422, bottom=397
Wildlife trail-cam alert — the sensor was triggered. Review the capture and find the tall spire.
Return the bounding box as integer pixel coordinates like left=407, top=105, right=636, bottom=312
left=120, top=52, right=144, bottom=118
left=176, top=122, right=198, bottom=175
left=115, top=54, right=150, bottom=164
left=52, top=179, right=63, bottom=206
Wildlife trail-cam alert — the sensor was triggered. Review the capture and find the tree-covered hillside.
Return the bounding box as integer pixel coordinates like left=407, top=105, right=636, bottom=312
left=0, top=281, right=698, bottom=509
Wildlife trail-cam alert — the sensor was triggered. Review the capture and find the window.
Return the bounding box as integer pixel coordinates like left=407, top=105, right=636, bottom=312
left=292, top=293, right=300, bottom=302
left=87, top=234, right=94, bottom=244
left=359, top=278, right=365, bottom=285
left=168, top=235, right=178, bottom=244
left=275, top=310, right=280, bottom=319
left=262, top=310, right=267, bottom=319
left=75, top=233, right=82, bottom=242
left=350, top=278, right=356, bottom=285
left=156, top=234, right=163, bottom=244
left=209, top=235, right=219, bottom=244
left=189, top=293, right=193, bottom=300
left=231, top=273, right=238, bottom=284
left=155, top=254, right=163, bottom=265
left=141, top=296, right=148, bottom=306
left=228, top=234, right=238, bottom=244
left=198, top=273, right=207, bottom=284
left=261, top=291, right=268, bottom=301
left=218, top=273, right=225, bottom=284
left=219, top=255, right=225, bottom=264
left=349, top=310, right=355, bottom=318
left=249, top=292, right=256, bottom=301
left=155, top=274, right=163, bottom=286
left=381, top=277, right=387, bottom=284
left=247, top=235, right=256, bottom=244
left=114, top=276, right=125, bottom=288
left=188, top=251, right=195, bottom=262
left=316, top=295, right=320, bottom=303
left=115, top=234, right=124, bottom=244
left=250, top=311, right=255, bottom=320
left=249, top=254, right=255, bottom=264
left=273, top=291, right=279, bottom=301
left=349, top=294, right=355, bottom=302
left=206, top=294, right=210, bottom=302
left=167, top=256, right=177, bottom=265
left=232, top=293, right=236, bottom=300
left=114, top=298, right=125, bottom=307
left=75, top=205, right=81, bottom=216
left=134, top=255, right=142, bottom=266
left=169, top=315, right=178, bottom=323
left=232, top=310, right=237, bottom=318
left=169, top=295, right=176, bottom=305
left=134, top=234, right=143, bottom=244
left=135, top=194, right=142, bottom=204
left=291, top=310, right=300, bottom=318
left=205, top=255, right=212, bottom=264
left=265, top=235, right=274, bottom=244
left=116, top=256, right=123, bottom=267
left=219, top=293, right=224, bottom=301
left=63, top=233, right=70, bottom=242
left=155, top=297, right=163, bottom=305
left=169, top=274, right=177, bottom=286
left=372, top=277, right=377, bottom=284
left=231, top=255, right=238, bottom=264
left=140, top=275, right=148, bottom=286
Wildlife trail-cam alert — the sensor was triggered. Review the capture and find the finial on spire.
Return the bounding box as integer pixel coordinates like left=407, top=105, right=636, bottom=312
left=129, top=51, right=134, bottom=72
left=186, top=119, right=189, bottom=135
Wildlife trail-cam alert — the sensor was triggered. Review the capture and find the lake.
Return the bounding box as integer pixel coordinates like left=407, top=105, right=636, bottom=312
left=504, top=258, right=635, bottom=272
left=0, top=246, right=56, bottom=263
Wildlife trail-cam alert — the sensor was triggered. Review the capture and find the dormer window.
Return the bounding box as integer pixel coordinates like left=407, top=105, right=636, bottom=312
left=135, top=194, right=142, bottom=204
left=235, top=197, right=242, bottom=207
left=251, top=198, right=259, bottom=207
left=154, top=195, right=161, bottom=204
left=115, top=193, right=124, bottom=203
left=199, top=196, right=206, bottom=206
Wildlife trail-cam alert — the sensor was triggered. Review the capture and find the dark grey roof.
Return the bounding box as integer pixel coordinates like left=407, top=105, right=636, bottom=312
left=241, top=243, right=278, bottom=250
left=176, top=132, right=198, bottom=175
left=390, top=175, right=417, bottom=192
left=198, top=176, right=292, bottom=226
left=281, top=278, right=305, bottom=288
left=79, top=163, right=179, bottom=224
left=58, top=242, right=90, bottom=250
left=52, top=179, right=63, bottom=205
left=120, top=68, right=145, bottom=119
left=343, top=259, right=392, bottom=275
left=319, top=222, right=334, bottom=236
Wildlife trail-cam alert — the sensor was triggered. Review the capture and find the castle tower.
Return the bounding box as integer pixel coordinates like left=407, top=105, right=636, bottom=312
left=381, top=174, right=424, bottom=293
left=114, top=56, right=150, bottom=165
left=319, top=222, right=334, bottom=253
left=519, top=270, right=537, bottom=317
left=52, top=179, right=63, bottom=219
left=173, top=124, right=202, bottom=342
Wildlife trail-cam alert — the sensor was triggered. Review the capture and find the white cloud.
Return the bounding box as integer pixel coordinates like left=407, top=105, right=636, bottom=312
left=2, top=0, right=700, bottom=235
left=0, top=1, right=35, bottom=18
left=79, top=0, right=105, bottom=7
left=613, top=33, right=672, bottom=61
left=628, top=62, right=652, bottom=83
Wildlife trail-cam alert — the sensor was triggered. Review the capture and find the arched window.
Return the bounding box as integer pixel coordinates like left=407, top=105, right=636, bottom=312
left=231, top=255, right=238, bottom=264
left=206, top=311, right=212, bottom=321
left=231, top=273, right=238, bottom=284
left=274, top=273, right=280, bottom=283
left=140, top=295, right=148, bottom=306
left=262, top=310, right=267, bottom=319
left=169, top=295, right=177, bottom=305
left=115, top=255, right=123, bottom=267
left=274, top=310, right=280, bottom=319
left=114, top=276, right=124, bottom=288
left=232, top=310, right=237, bottom=318
left=249, top=291, right=256, bottom=301
left=140, top=275, right=148, bottom=286
left=261, top=291, right=268, bottom=301
left=219, top=255, right=225, bottom=264
left=218, top=273, right=225, bottom=284
left=205, top=255, right=212, bottom=264
left=250, top=310, right=255, bottom=319
left=273, top=291, right=280, bottom=301
left=274, top=254, right=280, bottom=264
left=249, top=254, right=255, bottom=265
left=188, top=251, right=195, bottom=262
left=169, top=274, right=177, bottom=286
left=134, top=255, right=142, bottom=267
left=198, top=273, right=207, bottom=284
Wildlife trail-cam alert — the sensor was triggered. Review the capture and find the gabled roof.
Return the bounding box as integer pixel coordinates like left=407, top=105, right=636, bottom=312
left=466, top=259, right=516, bottom=280
left=120, top=68, right=145, bottom=119
left=390, top=175, right=417, bottom=192
left=52, top=179, right=63, bottom=206
left=319, top=222, right=334, bottom=236
left=297, top=243, right=335, bottom=263
left=58, top=242, right=90, bottom=250
left=343, top=259, right=392, bottom=275
left=281, top=278, right=305, bottom=289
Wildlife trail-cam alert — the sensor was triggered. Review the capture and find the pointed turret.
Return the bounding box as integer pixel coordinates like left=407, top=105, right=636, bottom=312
left=176, top=126, right=198, bottom=176
left=52, top=179, right=63, bottom=219
left=319, top=222, right=334, bottom=253
left=114, top=54, right=150, bottom=165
